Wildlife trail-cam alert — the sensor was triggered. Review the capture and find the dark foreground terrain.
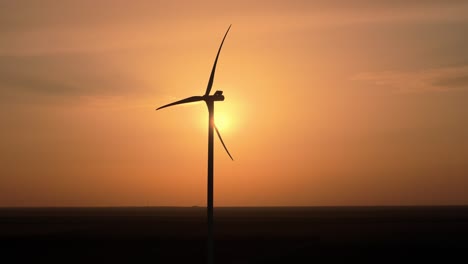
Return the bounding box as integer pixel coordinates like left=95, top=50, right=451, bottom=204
left=1, top=206, right=468, bottom=263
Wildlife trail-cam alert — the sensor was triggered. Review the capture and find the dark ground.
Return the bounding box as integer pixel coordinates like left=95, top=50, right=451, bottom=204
left=1, top=206, right=468, bottom=263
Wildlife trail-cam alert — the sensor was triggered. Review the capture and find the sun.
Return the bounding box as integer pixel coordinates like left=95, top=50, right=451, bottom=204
left=214, top=112, right=230, bottom=132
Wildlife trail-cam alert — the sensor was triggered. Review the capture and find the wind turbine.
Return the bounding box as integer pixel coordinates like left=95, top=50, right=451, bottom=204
left=156, top=25, right=233, bottom=264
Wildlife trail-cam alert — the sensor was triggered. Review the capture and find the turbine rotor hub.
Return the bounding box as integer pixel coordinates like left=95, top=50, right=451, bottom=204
left=208, top=90, right=225, bottom=101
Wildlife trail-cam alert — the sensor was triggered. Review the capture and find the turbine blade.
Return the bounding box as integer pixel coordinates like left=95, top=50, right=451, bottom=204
left=215, top=125, right=234, bottom=161
left=204, top=25, right=231, bottom=96
left=156, top=96, right=204, bottom=110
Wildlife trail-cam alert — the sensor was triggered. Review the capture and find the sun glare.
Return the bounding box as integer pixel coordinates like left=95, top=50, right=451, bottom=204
left=214, top=112, right=230, bottom=132
left=194, top=105, right=239, bottom=135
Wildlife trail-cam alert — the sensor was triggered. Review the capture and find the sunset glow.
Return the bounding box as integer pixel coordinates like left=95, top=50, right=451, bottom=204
left=1, top=0, right=467, bottom=207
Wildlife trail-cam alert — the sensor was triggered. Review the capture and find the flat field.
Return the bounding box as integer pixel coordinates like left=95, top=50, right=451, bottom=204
left=1, top=206, right=467, bottom=263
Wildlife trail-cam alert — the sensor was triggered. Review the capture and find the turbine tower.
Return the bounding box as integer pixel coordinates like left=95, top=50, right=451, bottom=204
left=156, top=25, right=233, bottom=264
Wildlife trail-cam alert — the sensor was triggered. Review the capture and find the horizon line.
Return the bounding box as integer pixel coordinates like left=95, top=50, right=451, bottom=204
left=1, top=204, right=468, bottom=209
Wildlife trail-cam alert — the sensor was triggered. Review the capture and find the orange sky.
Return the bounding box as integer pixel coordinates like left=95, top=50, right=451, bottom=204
left=1, top=0, right=467, bottom=206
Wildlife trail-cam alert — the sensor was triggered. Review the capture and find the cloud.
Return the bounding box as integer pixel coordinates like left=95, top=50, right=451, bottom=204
left=2, top=0, right=468, bottom=56
left=432, top=74, right=468, bottom=89
left=353, top=65, right=468, bottom=93
left=2, top=0, right=467, bottom=101
left=0, top=54, right=150, bottom=102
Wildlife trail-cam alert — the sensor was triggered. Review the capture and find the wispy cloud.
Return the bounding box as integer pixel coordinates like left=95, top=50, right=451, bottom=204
left=1, top=0, right=467, bottom=55
left=0, top=54, right=150, bottom=102
left=353, top=65, right=468, bottom=93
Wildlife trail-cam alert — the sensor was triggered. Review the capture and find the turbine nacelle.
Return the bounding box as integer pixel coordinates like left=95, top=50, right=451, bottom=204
left=207, top=90, right=224, bottom=102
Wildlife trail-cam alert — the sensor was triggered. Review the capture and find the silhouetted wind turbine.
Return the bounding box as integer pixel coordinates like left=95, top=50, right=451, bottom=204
left=156, top=25, right=233, bottom=264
